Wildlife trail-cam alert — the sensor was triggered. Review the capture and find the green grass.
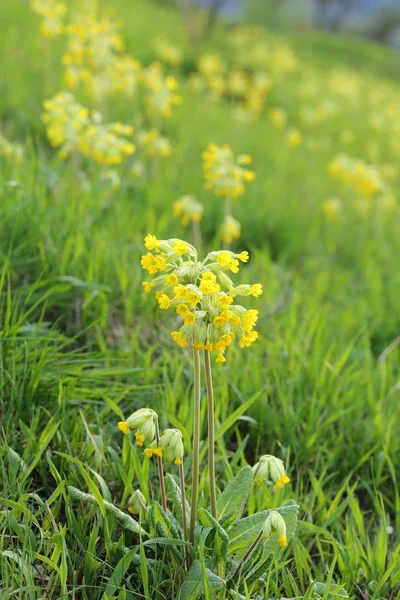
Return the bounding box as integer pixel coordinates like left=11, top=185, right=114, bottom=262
left=0, top=0, right=400, bottom=598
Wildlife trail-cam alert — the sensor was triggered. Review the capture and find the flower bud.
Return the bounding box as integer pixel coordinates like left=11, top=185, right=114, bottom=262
left=262, top=510, right=287, bottom=547
left=117, top=408, right=157, bottom=446
left=252, top=454, right=290, bottom=489
left=128, top=490, right=147, bottom=514
left=159, top=428, right=184, bottom=464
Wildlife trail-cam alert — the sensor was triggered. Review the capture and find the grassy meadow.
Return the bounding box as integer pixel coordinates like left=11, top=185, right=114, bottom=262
left=0, top=0, right=400, bottom=598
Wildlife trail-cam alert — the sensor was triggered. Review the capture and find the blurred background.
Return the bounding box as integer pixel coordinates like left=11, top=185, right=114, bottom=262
left=193, top=0, right=400, bottom=48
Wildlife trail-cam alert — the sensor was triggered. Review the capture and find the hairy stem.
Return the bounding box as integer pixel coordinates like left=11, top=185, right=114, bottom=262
left=189, top=348, right=201, bottom=543
left=204, top=349, right=217, bottom=519
left=154, top=418, right=167, bottom=511
left=179, top=461, right=190, bottom=569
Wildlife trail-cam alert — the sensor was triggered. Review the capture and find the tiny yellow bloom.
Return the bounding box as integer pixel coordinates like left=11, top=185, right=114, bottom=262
left=278, top=535, right=288, bottom=548
left=250, top=283, right=263, bottom=297
left=157, top=294, right=171, bottom=310
left=173, top=240, right=188, bottom=255
left=166, top=273, right=178, bottom=286
left=238, top=251, right=249, bottom=263
left=135, top=432, right=145, bottom=447
left=117, top=421, right=130, bottom=435
left=144, top=448, right=154, bottom=458
left=216, top=353, right=226, bottom=363
left=144, top=234, right=159, bottom=250
left=142, top=281, right=153, bottom=293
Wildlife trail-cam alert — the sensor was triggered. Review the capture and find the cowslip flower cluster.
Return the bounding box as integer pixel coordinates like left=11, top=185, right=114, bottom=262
left=221, top=215, right=241, bottom=245
left=79, top=116, right=135, bottom=165
left=117, top=408, right=156, bottom=447
left=146, top=429, right=184, bottom=465
left=138, top=129, right=172, bottom=157
left=173, top=195, right=203, bottom=226
left=154, top=37, right=182, bottom=67
left=262, top=511, right=288, bottom=548
left=0, top=134, right=24, bottom=164
left=42, top=92, right=135, bottom=164
left=328, top=154, right=383, bottom=197
left=142, top=63, right=182, bottom=119
left=62, top=13, right=125, bottom=100
left=202, top=144, right=255, bottom=197
left=141, top=235, right=262, bottom=363
left=252, top=455, right=290, bottom=490
left=30, top=0, right=66, bottom=39
left=42, top=92, right=89, bottom=158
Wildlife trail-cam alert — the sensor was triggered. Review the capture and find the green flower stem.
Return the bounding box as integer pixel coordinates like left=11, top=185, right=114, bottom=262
left=189, top=348, right=201, bottom=544
left=154, top=418, right=167, bottom=511
left=179, top=460, right=190, bottom=569
left=231, top=530, right=263, bottom=581
left=204, top=349, right=217, bottom=519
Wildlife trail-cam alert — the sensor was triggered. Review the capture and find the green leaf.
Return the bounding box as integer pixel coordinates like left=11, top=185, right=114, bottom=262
left=68, top=486, right=146, bottom=535
left=228, top=501, right=299, bottom=554
left=245, top=554, right=273, bottom=586
left=150, top=501, right=183, bottom=562
left=177, top=560, right=224, bottom=600
left=217, top=466, right=253, bottom=523
left=198, top=508, right=229, bottom=570
left=103, top=548, right=138, bottom=597
left=165, top=473, right=191, bottom=529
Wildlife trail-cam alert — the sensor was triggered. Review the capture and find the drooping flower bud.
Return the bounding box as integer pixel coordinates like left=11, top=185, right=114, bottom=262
left=128, top=490, right=147, bottom=514
left=117, top=408, right=157, bottom=447
left=252, top=454, right=290, bottom=489
left=159, top=428, right=184, bottom=464
left=262, top=510, right=287, bottom=547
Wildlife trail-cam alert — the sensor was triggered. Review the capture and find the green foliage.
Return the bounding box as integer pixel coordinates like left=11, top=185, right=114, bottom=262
left=0, top=0, right=400, bottom=597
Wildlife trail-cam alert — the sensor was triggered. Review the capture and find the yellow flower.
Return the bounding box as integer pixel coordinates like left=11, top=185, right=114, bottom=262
left=157, top=294, right=171, bottom=310
left=216, top=251, right=232, bottom=267
left=117, top=421, right=130, bottom=435
left=166, top=273, right=178, bottom=286
left=171, top=331, right=188, bottom=348
left=238, top=251, right=249, bottom=263
left=278, top=535, right=288, bottom=548
left=135, top=432, right=145, bottom=447
left=199, top=280, right=220, bottom=295
left=145, top=234, right=159, bottom=250
left=173, top=240, right=188, bottom=255
left=250, top=284, right=263, bottom=297
left=142, top=281, right=153, bottom=293
left=183, top=312, right=196, bottom=325
left=216, top=353, right=226, bottom=363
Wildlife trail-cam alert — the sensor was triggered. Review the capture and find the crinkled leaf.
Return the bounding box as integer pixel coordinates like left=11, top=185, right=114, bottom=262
left=198, top=508, right=229, bottom=567
left=177, top=559, right=224, bottom=600
left=245, top=554, right=273, bottom=587
left=150, top=501, right=183, bottom=562
left=217, top=466, right=253, bottom=523
left=165, top=473, right=190, bottom=530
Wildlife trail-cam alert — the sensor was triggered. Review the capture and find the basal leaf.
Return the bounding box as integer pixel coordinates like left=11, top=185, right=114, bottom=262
left=217, top=466, right=253, bottom=523
left=177, top=559, right=224, bottom=600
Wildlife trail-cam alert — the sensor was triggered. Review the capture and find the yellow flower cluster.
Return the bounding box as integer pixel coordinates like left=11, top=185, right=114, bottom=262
left=138, top=129, right=172, bottom=157
left=328, top=154, right=383, bottom=197
left=42, top=92, right=89, bottom=158
left=141, top=235, right=262, bottom=363
left=79, top=116, right=135, bottom=166
left=221, top=215, right=241, bottom=245
left=142, top=63, right=182, bottom=119
left=62, top=13, right=141, bottom=102
left=173, top=195, right=203, bottom=226
left=0, top=134, right=24, bottom=164
left=154, top=37, right=182, bottom=67
left=321, top=197, right=342, bottom=223
left=202, top=144, right=255, bottom=197
left=42, top=92, right=135, bottom=164
left=30, top=0, right=66, bottom=39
